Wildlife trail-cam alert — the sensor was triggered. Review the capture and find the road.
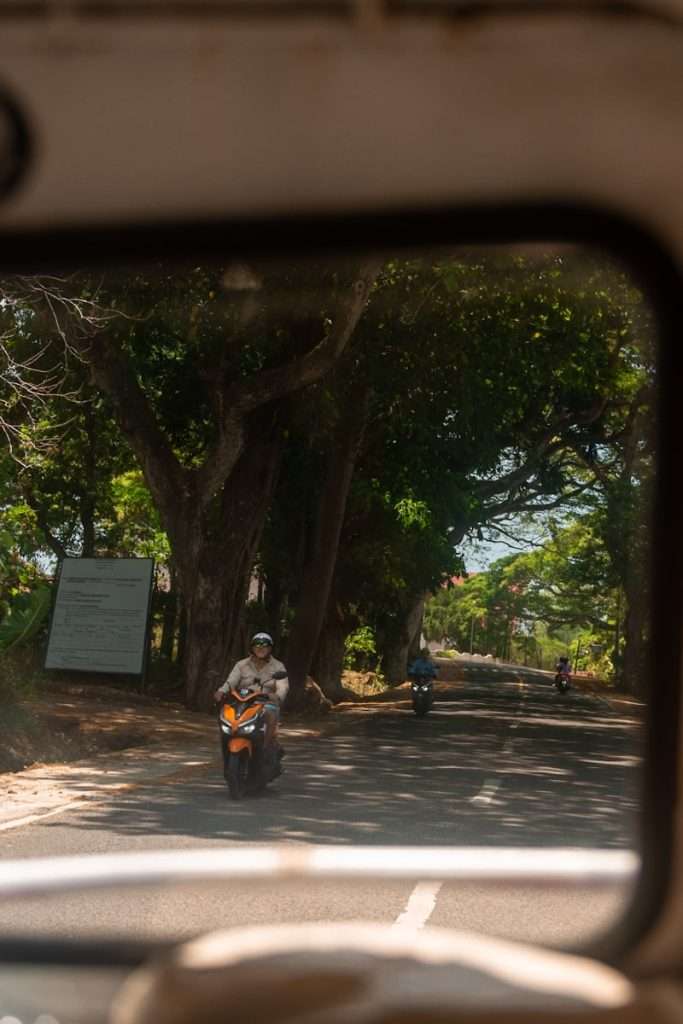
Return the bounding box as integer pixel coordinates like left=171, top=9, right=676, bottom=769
left=0, top=663, right=642, bottom=951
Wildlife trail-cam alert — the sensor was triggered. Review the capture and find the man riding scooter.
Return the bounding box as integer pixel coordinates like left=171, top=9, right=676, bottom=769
left=214, top=632, right=289, bottom=781
left=408, top=648, right=438, bottom=716
left=554, top=655, right=571, bottom=693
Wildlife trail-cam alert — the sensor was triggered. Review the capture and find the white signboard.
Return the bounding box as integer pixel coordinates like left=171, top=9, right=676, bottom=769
left=45, top=558, right=154, bottom=675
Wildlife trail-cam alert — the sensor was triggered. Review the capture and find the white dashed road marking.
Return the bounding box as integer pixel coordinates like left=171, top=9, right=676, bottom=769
left=393, top=881, right=444, bottom=929
left=469, top=778, right=503, bottom=805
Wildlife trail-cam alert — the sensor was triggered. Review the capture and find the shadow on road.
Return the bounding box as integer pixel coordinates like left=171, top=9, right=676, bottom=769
left=38, top=676, right=641, bottom=851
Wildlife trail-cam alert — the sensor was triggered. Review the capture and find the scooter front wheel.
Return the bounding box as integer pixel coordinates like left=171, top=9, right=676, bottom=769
left=227, top=750, right=249, bottom=800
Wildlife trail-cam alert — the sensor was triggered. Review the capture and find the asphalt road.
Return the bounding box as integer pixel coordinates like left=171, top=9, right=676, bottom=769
left=0, top=663, right=642, bottom=952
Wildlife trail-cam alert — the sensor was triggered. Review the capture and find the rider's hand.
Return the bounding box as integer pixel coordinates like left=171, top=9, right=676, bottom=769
left=213, top=688, right=224, bottom=702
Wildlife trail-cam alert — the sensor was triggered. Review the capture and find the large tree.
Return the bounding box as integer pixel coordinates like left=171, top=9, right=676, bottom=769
left=0, top=280, right=138, bottom=563
left=1, top=248, right=652, bottom=704
left=60, top=262, right=380, bottom=708
left=298, top=250, right=653, bottom=691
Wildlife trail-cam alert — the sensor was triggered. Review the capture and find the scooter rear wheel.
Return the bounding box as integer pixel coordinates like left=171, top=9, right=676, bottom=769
left=227, top=751, right=249, bottom=800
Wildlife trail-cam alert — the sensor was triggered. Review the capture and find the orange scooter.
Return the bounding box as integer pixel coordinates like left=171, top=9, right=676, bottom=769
left=218, top=671, right=287, bottom=800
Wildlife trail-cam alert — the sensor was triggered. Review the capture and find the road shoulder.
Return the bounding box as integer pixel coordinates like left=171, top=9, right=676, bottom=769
left=0, top=685, right=328, bottom=831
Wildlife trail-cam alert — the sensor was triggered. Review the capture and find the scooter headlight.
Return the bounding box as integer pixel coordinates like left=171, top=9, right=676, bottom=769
left=421, top=685, right=430, bottom=691
left=238, top=721, right=257, bottom=735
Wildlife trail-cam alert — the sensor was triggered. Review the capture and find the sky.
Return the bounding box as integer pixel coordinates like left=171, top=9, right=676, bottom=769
left=461, top=539, right=515, bottom=572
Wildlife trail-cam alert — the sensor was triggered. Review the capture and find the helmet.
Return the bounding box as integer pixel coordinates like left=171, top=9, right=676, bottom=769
left=251, top=632, right=273, bottom=647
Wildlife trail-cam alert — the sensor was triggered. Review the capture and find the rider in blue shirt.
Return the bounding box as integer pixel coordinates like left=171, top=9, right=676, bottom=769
left=408, top=650, right=438, bottom=680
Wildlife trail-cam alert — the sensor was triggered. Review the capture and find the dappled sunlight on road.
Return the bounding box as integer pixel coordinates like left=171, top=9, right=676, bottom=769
left=0, top=672, right=642, bottom=948
left=22, top=675, right=641, bottom=852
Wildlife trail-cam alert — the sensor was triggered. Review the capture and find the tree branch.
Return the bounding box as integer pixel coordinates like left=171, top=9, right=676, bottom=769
left=474, top=387, right=619, bottom=503
left=480, top=522, right=545, bottom=550
left=193, top=409, right=245, bottom=507
left=194, top=260, right=381, bottom=504
left=23, top=489, right=70, bottom=561
left=474, top=434, right=565, bottom=501
left=480, top=482, right=591, bottom=522
left=229, top=260, right=381, bottom=415
left=74, top=334, right=191, bottom=530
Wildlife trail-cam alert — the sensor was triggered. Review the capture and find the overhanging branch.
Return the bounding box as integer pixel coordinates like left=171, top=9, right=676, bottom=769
left=194, top=260, right=381, bottom=505
left=228, top=261, right=381, bottom=415
left=75, top=334, right=191, bottom=522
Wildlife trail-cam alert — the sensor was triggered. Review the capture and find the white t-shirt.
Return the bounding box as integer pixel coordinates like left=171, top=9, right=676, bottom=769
left=220, top=655, right=289, bottom=703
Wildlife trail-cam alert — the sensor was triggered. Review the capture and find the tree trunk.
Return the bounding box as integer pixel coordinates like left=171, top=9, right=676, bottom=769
left=80, top=496, right=96, bottom=557
left=621, top=584, right=647, bottom=695
left=264, top=577, right=284, bottom=648
left=285, top=392, right=369, bottom=705
left=177, top=601, right=187, bottom=665
left=72, top=266, right=379, bottom=710
left=179, top=556, right=248, bottom=710
left=381, top=594, right=426, bottom=686
left=176, top=422, right=284, bottom=710
left=80, top=398, right=98, bottom=557
left=160, top=563, right=178, bottom=661
left=29, top=500, right=69, bottom=560
left=408, top=598, right=425, bottom=662
left=311, top=604, right=349, bottom=702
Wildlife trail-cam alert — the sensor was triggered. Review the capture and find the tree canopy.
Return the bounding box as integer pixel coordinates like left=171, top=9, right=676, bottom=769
left=0, top=247, right=655, bottom=700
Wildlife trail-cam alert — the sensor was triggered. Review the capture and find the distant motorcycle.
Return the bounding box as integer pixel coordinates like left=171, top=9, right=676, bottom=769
left=554, top=668, right=571, bottom=693
left=410, top=674, right=434, bottom=716
left=217, top=670, right=288, bottom=800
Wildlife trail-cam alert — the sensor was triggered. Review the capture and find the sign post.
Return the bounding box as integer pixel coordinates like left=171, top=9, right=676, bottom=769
left=45, top=558, right=154, bottom=678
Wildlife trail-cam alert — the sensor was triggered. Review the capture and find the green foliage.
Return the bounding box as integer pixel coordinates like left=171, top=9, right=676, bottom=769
left=393, top=497, right=432, bottom=531
left=326, top=250, right=648, bottom=659
left=425, top=512, right=625, bottom=671
left=106, top=471, right=170, bottom=562
left=0, top=500, right=49, bottom=628
left=424, top=585, right=471, bottom=649
left=0, top=249, right=653, bottom=694
left=0, top=585, right=51, bottom=655
left=344, top=625, right=378, bottom=671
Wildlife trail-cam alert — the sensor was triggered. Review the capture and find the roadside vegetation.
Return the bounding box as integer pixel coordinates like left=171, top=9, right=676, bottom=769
left=1, top=249, right=653, bottom=725
left=423, top=495, right=646, bottom=681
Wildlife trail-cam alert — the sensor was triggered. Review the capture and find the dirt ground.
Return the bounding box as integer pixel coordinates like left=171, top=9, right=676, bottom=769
left=0, top=677, right=338, bottom=775
left=1, top=684, right=196, bottom=774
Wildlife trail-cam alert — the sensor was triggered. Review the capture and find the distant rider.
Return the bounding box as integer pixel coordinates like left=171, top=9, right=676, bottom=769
left=555, top=655, right=571, bottom=676
left=408, top=649, right=438, bottom=681
left=214, top=632, right=289, bottom=751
